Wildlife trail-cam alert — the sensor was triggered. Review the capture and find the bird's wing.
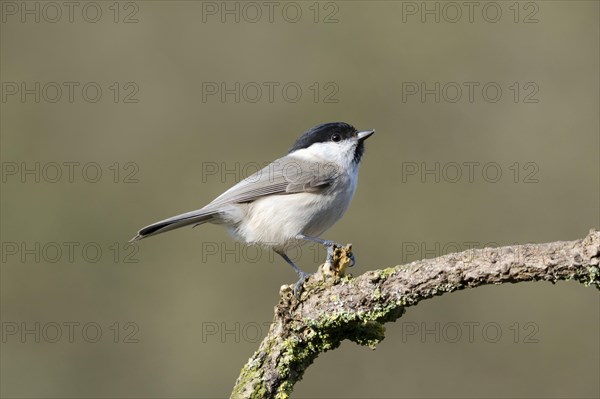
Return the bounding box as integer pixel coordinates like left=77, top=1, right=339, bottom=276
left=130, top=156, right=340, bottom=241
left=206, top=156, right=340, bottom=207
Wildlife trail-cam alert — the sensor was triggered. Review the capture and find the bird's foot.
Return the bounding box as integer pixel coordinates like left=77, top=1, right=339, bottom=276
left=324, top=242, right=354, bottom=266
left=293, top=271, right=313, bottom=298
left=324, top=240, right=342, bottom=263
left=322, top=243, right=353, bottom=278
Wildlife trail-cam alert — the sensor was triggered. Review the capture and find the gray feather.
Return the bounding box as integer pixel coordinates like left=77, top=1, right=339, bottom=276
left=130, top=208, right=217, bottom=241
left=131, top=156, right=338, bottom=241
left=208, top=156, right=339, bottom=206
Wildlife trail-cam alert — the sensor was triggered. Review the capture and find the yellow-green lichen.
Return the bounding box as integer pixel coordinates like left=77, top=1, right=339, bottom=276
left=372, top=287, right=383, bottom=300
left=584, top=266, right=600, bottom=288
left=230, top=352, right=267, bottom=399
left=378, top=266, right=398, bottom=280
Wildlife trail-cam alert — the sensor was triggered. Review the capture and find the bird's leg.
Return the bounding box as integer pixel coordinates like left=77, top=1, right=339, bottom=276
left=275, top=250, right=312, bottom=297
left=295, top=234, right=355, bottom=266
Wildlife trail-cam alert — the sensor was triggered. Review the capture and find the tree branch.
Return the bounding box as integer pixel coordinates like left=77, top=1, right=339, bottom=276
left=231, top=230, right=600, bottom=398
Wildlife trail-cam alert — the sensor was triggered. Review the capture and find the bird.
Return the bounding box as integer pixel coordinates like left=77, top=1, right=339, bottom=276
left=130, top=122, right=374, bottom=295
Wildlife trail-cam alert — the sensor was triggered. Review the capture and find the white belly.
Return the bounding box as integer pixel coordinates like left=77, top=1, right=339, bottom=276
left=228, top=172, right=358, bottom=249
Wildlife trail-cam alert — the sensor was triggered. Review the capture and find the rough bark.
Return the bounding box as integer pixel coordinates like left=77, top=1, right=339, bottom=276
left=231, top=230, right=600, bottom=399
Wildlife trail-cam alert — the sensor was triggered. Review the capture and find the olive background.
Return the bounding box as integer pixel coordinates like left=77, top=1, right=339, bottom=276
left=1, top=1, right=598, bottom=398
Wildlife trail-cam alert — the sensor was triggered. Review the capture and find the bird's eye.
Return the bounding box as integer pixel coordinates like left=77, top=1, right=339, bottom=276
left=331, top=134, right=341, bottom=142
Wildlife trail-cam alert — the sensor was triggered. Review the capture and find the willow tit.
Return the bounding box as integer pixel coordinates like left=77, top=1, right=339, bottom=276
left=131, top=122, right=374, bottom=295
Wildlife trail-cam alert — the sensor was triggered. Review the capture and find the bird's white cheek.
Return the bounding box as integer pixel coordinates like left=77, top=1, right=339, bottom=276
left=291, top=141, right=356, bottom=169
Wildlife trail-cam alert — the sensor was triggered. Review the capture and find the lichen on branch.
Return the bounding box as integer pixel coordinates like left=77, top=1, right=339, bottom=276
left=231, top=230, right=600, bottom=399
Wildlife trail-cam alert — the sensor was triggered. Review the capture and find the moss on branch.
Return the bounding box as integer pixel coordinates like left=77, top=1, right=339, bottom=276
left=231, top=230, right=600, bottom=398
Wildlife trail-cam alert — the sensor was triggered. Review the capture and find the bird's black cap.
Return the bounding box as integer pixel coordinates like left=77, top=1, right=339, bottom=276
left=289, top=122, right=358, bottom=153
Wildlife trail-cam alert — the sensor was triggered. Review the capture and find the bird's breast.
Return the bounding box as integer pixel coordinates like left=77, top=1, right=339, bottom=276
left=231, top=170, right=358, bottom=247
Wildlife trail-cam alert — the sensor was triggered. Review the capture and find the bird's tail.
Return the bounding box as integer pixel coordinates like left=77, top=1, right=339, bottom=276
left=130, top=208, right=217, bottom=242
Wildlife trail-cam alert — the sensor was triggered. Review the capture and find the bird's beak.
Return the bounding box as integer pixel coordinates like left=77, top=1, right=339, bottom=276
left=357, top=130, right=375, bottom=141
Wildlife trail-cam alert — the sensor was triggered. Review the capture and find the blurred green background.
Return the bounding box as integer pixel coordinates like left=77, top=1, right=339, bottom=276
left=1, top=1, right=598, bottom=398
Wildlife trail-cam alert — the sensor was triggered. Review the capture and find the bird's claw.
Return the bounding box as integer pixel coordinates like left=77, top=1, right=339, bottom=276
left=293, top=271, right=313, bottom=298
left=325, top=241, right=343, bottom=263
